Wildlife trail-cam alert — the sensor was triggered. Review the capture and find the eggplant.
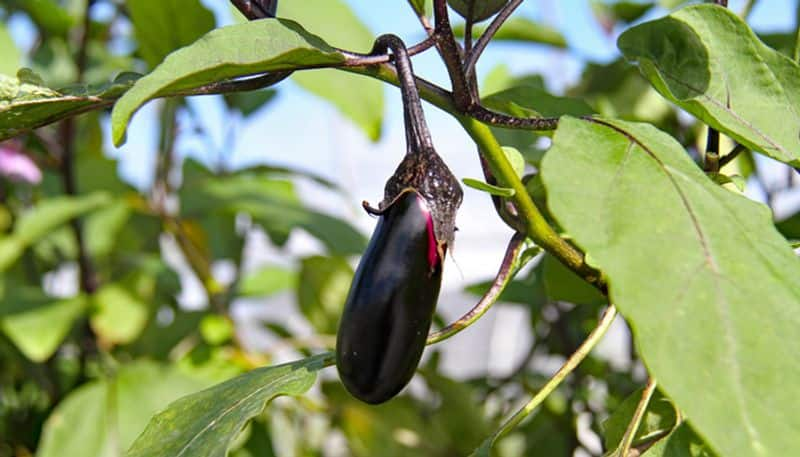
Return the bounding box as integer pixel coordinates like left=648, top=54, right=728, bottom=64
left=335, top=35, right=463, bottom=404
left=336, top=190, right=442, bottom=404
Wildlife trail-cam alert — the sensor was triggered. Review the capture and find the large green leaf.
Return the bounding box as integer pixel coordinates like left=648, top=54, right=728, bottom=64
left=618, top=5, right=800, bottom=166
left=453, top=17, right=567, bottom=48
left=111, top=19, right=345, bottom=146
left=0, top=192, right=111, bottom=272
left=0, top=72, right=136, bottom=141
left=125, top=0, right=216, bottom=68
left=541, top=116, right=800, bottom=457
left=37, top=361, right=212, bottom=457
left=0, top=289, right=87, bottom=362
left=125, top=354, right=332, bottom=457
left=279, top=0, right=384, bottom=141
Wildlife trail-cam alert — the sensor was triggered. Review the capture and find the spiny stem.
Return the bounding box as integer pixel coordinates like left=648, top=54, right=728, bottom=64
left=484, top=305, right=618, bottom=447
left=427, top=232, right=531, bottom=344
left=619, top=378, right=658, bottom=456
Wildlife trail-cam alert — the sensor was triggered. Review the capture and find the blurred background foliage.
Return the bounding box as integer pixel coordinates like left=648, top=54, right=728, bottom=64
left=0, top=0, right=797, bottom=456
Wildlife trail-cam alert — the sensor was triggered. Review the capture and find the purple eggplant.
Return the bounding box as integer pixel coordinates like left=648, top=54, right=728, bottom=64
left=335, top=35, right=462, bottom=404
left=336, top=190, right=443, bottom=404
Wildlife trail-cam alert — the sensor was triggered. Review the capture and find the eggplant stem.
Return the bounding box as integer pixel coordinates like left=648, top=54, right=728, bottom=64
left=427, top=232, right=529, bottom=344
left=371, top=35, right=435, bottom=153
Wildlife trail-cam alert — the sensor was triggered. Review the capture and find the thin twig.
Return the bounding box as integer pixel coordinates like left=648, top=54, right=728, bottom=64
left=464, top=0, right=524, bottom=81
left=483, top=305, right=618, bottom=447
left=618, top=378, right=658, bottom=456
left=433, top=0, right=475, bottom=109
left=427, top=232, right=529, bottom=344
left=718, top=143, right=746, bottom=168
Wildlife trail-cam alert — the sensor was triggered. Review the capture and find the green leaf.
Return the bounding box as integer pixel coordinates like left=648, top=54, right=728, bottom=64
left=91, top=284, right=150, bottom=345
left=181, top=171, right=366, bottom=255
left=279, top=0, right=384, bottom=141
left=111, top=19, right=345, bottom=146
left=239, top=265, right=297, bottom=297
left=0, top=72, right=136, bottom=142
left=0, top=192, right=111, bottom=271
left=199, top=315, right=235, bottom=346
left=125, top=0, right=216, bottom=68
left=541, top=117, right=800, bottom=457
left=542, top=254, right=605, bottom=306
left=297, top=256, right=353, bottom=335
left=0, top=289, right=87, bottom=362
left=0, top=23, right=21, bottom=76
left=618, top=4, right=800, bottom=166
left=37, top=361, right=212, bottom=457
left=707, top=172, right=745, bottom=192
left=462, top=177, right=516, bottom=197
left=644, top=422, right=718, bottom=457
left=603, top=387, right=679, bottom=453
left=448, top=0, right=509, bottom=23
left=125, top=353, right=332, bottom=457
left=453, top=17, right=567, bottom=48
left=223, top=89, right=277, bottom=116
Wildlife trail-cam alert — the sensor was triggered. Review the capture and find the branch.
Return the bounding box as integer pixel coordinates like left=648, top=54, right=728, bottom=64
left=433, top=0, right=475, bottom=109
left=427, top=232, right=530, bottom=344
left=460, top=117, right=604, bottom=290
left=718, top=143, right=746, bottom=168
left=618, top=378, right=658, bottom=456
left=481, top=305, right=618, bottom=448
left=464, top=0, right=524, bottom=81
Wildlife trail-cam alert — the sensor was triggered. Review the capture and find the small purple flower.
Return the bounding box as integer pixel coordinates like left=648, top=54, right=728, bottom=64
left=0, top=142, right=42, bottom=184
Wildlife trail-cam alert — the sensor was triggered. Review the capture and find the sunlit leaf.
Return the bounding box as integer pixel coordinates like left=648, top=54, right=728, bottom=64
left=541, top=116, right=800, bottom=457
left=111, top=19, right=345, bottom=146
left=619, top=5, right=800, bottom=166
left=125, top=0, right=216, bottom=68
left=125, top=354, right=332, bottom=457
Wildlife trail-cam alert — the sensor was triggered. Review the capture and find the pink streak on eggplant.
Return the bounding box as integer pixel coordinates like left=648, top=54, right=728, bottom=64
left=335, top=190, right=443, bottom=404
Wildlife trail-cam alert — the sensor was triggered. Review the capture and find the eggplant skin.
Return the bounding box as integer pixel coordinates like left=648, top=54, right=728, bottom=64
left=336, top=190, right=443, bottom=404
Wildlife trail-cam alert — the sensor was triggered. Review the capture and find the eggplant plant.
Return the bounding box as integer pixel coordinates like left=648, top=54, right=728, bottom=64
left=1, top=0, right=800, bottom=456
